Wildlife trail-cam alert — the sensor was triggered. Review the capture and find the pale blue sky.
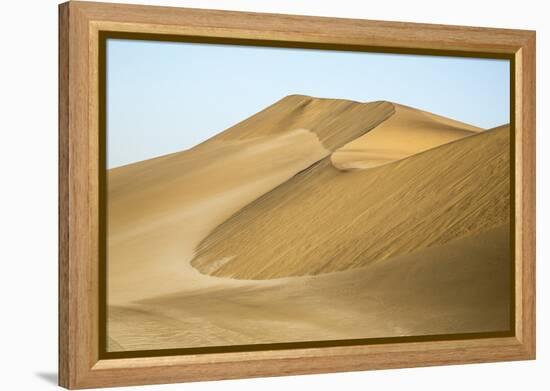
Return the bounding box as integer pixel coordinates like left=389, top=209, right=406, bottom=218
left=107, top=39, right=510, bottom=168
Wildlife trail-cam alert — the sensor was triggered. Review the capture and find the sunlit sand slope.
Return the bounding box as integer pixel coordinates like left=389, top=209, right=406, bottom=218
left=192, top=125, right=510, bottom=280
left=108, top=129, right=327, bottom=304
left=332, top=103, right=483, bottom=170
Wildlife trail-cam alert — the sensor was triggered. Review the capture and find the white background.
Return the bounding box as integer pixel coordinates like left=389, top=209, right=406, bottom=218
left=0, top=0, right=547, bottom=389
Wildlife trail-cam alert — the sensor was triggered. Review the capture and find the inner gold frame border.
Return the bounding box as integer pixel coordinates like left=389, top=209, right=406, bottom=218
left=59, top=1, right=536, bottom=389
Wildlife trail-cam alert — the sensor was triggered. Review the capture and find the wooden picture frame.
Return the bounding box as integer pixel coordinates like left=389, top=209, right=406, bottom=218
left=59, top=1, right=536, bottom=389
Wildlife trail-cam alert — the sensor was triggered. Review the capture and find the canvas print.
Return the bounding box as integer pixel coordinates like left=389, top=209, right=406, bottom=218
left=105, top=39, right=511, bottom=353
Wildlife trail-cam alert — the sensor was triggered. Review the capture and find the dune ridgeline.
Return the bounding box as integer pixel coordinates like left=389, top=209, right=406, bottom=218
left=107, top=95, right=511, bottom=351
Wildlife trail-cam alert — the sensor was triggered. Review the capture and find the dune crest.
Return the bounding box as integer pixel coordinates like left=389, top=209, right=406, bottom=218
left=331, top=103, right=483, bottom=170
left=201, top=94, right=395, bottom=151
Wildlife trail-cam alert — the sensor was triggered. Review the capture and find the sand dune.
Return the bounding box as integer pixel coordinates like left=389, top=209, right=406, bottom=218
left=192, top=124, right=510, bottom=279
left=332, top=103, right=482, bottom=170
left=107, top=96, right=511, bottom=351
left=108, top=96, right=398, bottom=303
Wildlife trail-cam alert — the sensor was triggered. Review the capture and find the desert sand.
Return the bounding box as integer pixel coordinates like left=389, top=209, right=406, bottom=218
left=107, top=95, right=511, bottom=352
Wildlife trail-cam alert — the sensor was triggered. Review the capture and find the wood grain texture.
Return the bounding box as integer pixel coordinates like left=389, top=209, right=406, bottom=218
left=59, top=1, right=100, bottom=388
left=58, top=3, right=70, bottom=387
left=517, top=33, right=536, bottom=356
left=58, top=1, right=536, bottom=388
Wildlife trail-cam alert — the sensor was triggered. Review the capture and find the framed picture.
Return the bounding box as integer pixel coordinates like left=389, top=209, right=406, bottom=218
left=58, top=1, right=536, bottom=389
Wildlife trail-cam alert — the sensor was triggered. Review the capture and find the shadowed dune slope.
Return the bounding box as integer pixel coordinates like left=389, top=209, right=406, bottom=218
left=192, top=125, right=510, bottom=280
left=332, top=103, right=483, bottom=170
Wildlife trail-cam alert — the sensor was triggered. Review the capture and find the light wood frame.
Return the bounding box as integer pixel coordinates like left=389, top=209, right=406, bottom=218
left=59, top=1, right=536, bottom=389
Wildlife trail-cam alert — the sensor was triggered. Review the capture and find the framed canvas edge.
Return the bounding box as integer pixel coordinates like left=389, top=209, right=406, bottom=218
left=58, top=1, right=536, bottom=389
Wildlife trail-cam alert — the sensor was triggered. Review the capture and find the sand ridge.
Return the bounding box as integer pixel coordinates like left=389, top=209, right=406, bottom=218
left=202, top=95, right=395, bottom=151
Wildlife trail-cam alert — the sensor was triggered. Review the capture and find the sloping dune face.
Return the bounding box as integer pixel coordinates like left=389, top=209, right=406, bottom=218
left=331, top=103, right=483, bottom=170
left=192, top=125, right=510, bottom=280
left=108, top=129, right=327, bottom=304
